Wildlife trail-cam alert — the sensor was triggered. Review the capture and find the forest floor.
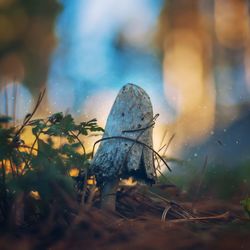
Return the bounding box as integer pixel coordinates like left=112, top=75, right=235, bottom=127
left=0, top=184, right=249, bottom=250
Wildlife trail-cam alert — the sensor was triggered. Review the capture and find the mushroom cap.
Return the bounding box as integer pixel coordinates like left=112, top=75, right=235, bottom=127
left=91, top=83, right=156, bottom=186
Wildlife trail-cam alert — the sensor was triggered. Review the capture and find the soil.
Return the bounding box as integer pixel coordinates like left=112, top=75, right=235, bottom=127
left=0, top=184, right=249, bottom=250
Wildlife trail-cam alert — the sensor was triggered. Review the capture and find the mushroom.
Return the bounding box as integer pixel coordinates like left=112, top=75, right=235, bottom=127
left=91, top=83, right=167, bottom=210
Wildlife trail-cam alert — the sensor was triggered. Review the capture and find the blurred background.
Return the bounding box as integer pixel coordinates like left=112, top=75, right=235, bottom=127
left=1, top=0, right=250, bottom=171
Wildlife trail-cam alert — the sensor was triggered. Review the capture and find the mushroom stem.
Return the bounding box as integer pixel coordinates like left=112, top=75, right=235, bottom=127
left=101, top=179, right=119, bottom=211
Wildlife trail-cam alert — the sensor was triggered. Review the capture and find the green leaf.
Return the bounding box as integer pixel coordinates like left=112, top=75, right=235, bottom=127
left=48, top=112, right=63, bottom=124
left=241, top=198, right=250, bottom=217
left=240, top=198, right=250, bottom=217
left=0, top=127, right=15, bottom=159
left=32, top=121, right=46, bottom=136
left=46, top=114, right=76, bottom=137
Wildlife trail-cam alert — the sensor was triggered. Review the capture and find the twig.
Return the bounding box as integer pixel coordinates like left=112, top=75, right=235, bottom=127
left=15, top=89, right=46, bottom=136
left=9, top=159, right=16, bottom=177
left=69, top=131, right=86, bottom=156
left=158, top=127, right=168, bottom=152
left=121, top=113, right=159, bottom=178
left=26, top=119, right=49, bottom=168
left=147, top=190, right=171, bottom=204
left=92, top=136, right=171, bottom=172
left=13, top=82, right=18, bottom=126
left=192, top=155, right=208, bottom=208
left=122, top=122, right=155, bottom=133
left=19, top=144, right=39, bottom=152
left=147, top=190, right=193, bottom=219
left=167, top=212, right=231, bottom=224
left=161, top=205, right=171, bottom=221
left=162, top=133, right=176, bottom=156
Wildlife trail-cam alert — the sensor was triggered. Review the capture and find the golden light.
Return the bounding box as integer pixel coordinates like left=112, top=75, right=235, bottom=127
left=20, top=127, right=37, bottom=153
left=120, top=177, right=137, bottom=186
left=29, top=190, right=41, bottom=200
left=163, top=29, right=215, bottom=148
left=215, top=0, right=249, bottom=48
left=87, top=177, right=96, bottom=185
left=69, top=168, right=79, bottom=177
left=163, top=30, right=204, bottom=112
left=0, top=160, right=12, bottom=174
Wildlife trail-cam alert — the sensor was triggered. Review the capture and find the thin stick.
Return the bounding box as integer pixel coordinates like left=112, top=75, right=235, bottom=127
left=15, top=89, right=46, bottom=136
left=161, top=205, right=171, bottom=221
left=147, top=190, right=193, bottom=218
left=121, top=113, right=159, bottom=177
left=9, top=159, right=16, bottom=177
left=158, top=143, right=167, bottom=153
left=158, top=127, right=168, bottom=152
left=19, top=145, right=39, bottom=153
left=122, top=122, right=155, bottom=133
left=92, top=136, right=171, bottom=172
left=69, top=131, right=86, bottom=156
left=154, top=154, right=160, bottom=177
left=27, top=119, right=49, bottom=167
left=13, top=83, right=18, bottom=126
left=156, top=133, right=176, bottom=170
left=162, top=133, right=176, bottom=156
left=167, top=212, right=230, bottom=224
left=192, top=155, right=208, bottom=208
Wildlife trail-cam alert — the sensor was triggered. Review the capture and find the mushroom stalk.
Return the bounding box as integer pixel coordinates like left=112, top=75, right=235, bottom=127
left=101, top=179, right=119, bottom=211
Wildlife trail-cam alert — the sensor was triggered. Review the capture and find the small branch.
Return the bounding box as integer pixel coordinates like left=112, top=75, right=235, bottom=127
left=69, top=131, right=86, bottom=156
left=9, top=159, right=16, bottom=177
left=13, top=82, right=18, bottom=126
left=162, top=133, right=176, bottom=156
left=147, top=190, right=193, bottom=219
left=158, top=127, right=168, bottom=152
left=92, top=136, right=171, bottom=172
left=121, top=114, right=160, bottom=177
left=122, top=122, right=155, bottom=133
left=167, top=212, right=231, bottom=224
left=192, top=155, right=208, bottom=208
left=19, top=145, right=39, bottom=153
left=161, top=206, right=171, bottom=221
left=25, top=119, right=50, bottom=169
left=15, top=89, right=46, bottom=136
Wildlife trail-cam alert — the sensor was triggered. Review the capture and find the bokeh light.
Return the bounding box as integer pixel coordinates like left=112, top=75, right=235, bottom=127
left=0, top=82, right=32, bottom=120
left=1, top=0, right=250, bottom=166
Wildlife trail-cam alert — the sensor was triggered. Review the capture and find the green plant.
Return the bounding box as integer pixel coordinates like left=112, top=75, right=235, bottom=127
left=0, top=94, right=104, bottom=227
left=241, top=198, right=250, bottom=217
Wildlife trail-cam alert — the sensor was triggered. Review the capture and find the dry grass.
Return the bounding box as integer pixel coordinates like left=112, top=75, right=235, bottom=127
left=0, top=184, right=249, bottom=250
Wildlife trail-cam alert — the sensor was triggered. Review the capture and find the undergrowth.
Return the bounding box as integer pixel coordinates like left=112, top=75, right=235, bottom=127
left=0, top=92, right=104, bottom=228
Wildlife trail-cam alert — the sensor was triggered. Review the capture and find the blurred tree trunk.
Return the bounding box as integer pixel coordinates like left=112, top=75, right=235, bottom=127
left=0, top=0, right=62, bottom=98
